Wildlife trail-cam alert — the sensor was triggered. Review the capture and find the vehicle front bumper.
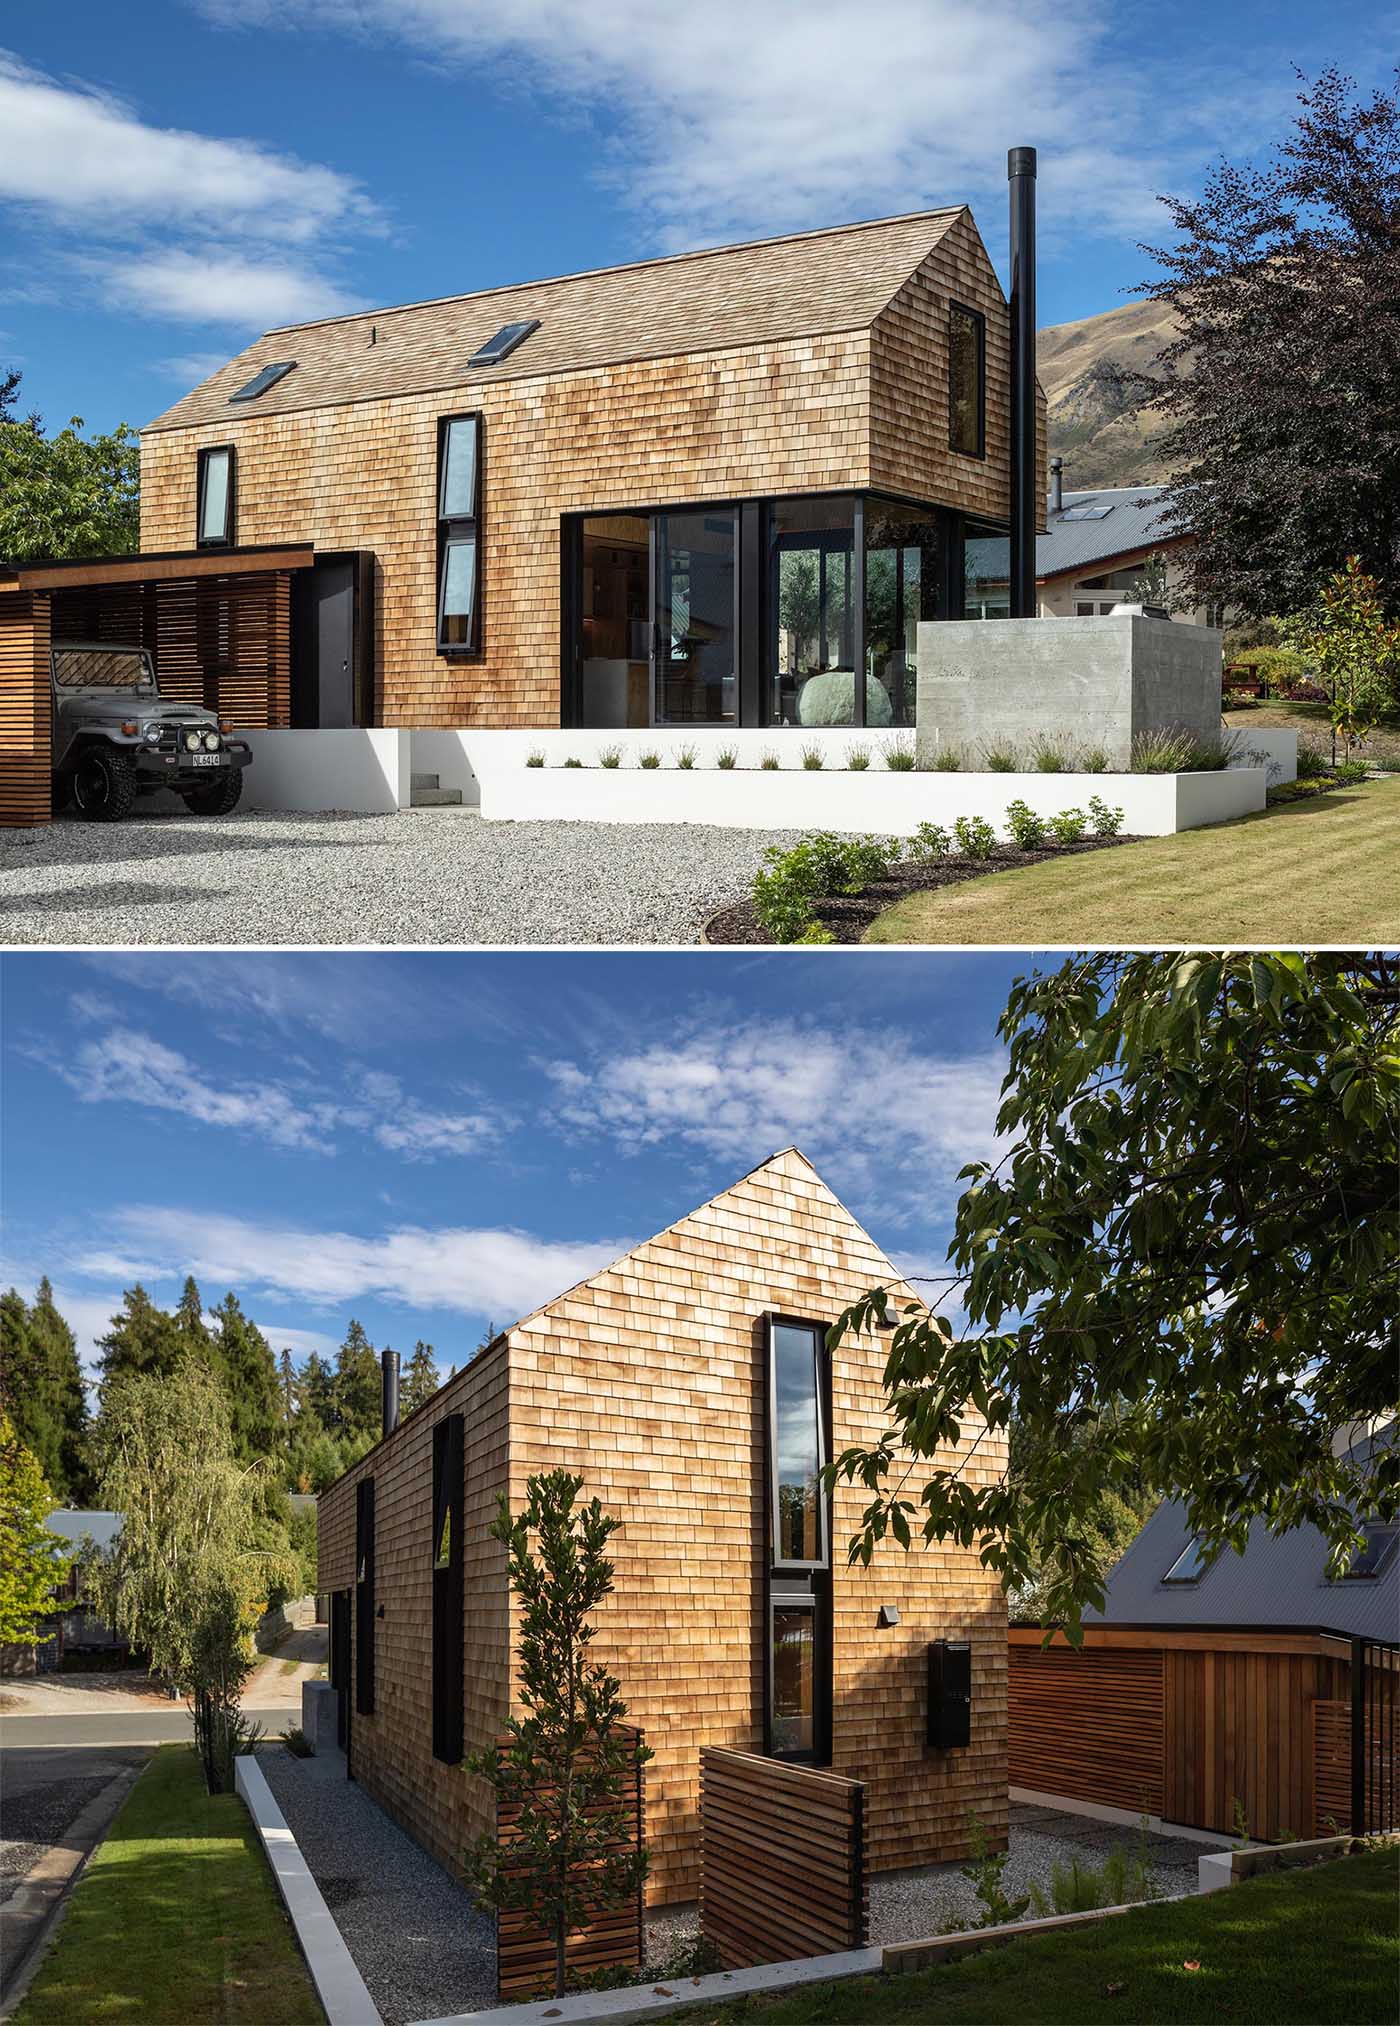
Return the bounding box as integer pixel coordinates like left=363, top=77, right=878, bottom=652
left=132, top=740, right=252, bottom=783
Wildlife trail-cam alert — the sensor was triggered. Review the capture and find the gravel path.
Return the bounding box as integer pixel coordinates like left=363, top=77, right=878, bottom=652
left=0, top=809, right=802, bottom=947
left=259, top=1745, right=494, bottom=2025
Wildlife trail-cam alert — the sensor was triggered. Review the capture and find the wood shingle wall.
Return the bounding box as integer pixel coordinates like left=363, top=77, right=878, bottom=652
left=319, top=1151, right=1008, bottom=1909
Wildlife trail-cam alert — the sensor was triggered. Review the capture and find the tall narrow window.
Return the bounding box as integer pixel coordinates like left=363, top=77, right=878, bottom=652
left=355, top=1476, right=376, bottom=1715
left=197, top=445, right=235, bottom=548
left=437, top=414, right=481, bottom=652
left=949, top=303, right=986, bottom=459
left=765, top=1317, right=832, bottom=1763
left=432, top=1414, right=465, bottom=1763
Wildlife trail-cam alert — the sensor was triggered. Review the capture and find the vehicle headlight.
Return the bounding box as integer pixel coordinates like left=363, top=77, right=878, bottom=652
left=202, top=730, right=221, bottom=751
left=144, top=725, right=163, bottom=745
left=183, top=729, right=202, bottom=752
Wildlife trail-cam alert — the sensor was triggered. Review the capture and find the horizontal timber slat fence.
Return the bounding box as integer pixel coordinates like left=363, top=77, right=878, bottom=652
left=699, top=1747, right=867, bottom=1970
left=494, top=1726, right=645, bottom=2002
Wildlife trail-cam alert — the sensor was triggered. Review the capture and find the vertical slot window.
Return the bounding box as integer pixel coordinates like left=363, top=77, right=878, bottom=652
left=432, top=1414, right=466, bottom=1763
left=770, top=1595, right=817, bottom=1757
left=197, top=445, right=235, bottom=548
left=355, top=1476, right=376, bottom=1715
left=765, top=1316, right=832, bottom=1765
left=949, top=303, right=986, bottom=459
left=770, top=1320, right=828, bottom=1568
left=437, top=414, right=481, bottom=651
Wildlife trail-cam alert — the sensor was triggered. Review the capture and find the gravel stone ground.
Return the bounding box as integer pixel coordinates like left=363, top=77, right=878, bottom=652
left=0, top=809, right=804, bottom=947
left=259, top=1744, right=494, bottom=2025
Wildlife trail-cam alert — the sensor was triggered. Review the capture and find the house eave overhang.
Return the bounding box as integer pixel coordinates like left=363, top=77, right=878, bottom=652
left=0, top=543, right=316, bottom=593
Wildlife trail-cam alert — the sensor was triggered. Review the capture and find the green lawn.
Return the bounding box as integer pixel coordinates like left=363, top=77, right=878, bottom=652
left=1225, top=698, right=1400, bottom=771
left=681, top=1846, right=1399, bottom=2026
left=866, top=781, right=1400, bottom=945
left=17, top=1744, right=323, bottom=2026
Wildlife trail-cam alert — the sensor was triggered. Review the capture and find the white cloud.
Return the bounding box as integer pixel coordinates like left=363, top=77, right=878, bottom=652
left=542, top=1018, right=1006, bottom=1221
left=77, top=1207, right=631, bottom=1321
left=155, top=351, right=236, bottom=385
left=90, top=248, right=363, bottom=326
left=253, top=1323, right=342, bottom=1363
left=195, top=0, right=1186, bottom=250
left=355, top=1069, right=499, bottom=1159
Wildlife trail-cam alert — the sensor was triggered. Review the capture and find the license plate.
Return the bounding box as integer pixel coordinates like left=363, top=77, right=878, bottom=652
left=189, top=752, right=226, bottom=768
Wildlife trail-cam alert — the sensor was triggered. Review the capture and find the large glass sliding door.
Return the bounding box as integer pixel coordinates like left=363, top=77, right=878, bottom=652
left=654, top=509, right=738, bottom=724
left=864, top=502, right=945, bottom=726
left=769, top=497, right=857, bottom=727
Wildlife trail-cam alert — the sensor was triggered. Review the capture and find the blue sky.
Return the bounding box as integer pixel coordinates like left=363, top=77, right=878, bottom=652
left=2, top=0, right=1388, bottom=435
left=1, top=948, right=1039, bottom=1381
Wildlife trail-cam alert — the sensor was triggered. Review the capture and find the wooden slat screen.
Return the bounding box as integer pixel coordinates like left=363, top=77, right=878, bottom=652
left=699, top=1747, right=867, bottom=1970
left=0, top=592, right=51, bottom=827
left=1313, top=1699, right=1351, bottom=1836
left=1008, top=1643, right=1165, bottom=1815
left=495, top=1726, right=645, bottom=2001
left=1163, top=1648, right=1347, bottom=1841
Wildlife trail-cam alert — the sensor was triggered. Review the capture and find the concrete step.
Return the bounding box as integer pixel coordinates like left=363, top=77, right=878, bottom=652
left=410, top=786, right=464, bottom=807
left=410, top=772, right=440, bottom=790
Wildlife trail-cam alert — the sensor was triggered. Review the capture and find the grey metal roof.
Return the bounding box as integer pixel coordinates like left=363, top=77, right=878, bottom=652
left=45, top=1509, right=122, bottom=1552
left=1037, top=485, right=1183, bottom=581
left=1088, top=1435, right=1400, bottom=1642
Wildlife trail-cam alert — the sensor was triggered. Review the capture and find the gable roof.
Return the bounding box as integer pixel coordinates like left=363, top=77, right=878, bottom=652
left=45, top=1509, right=122, bottom=1552
left=1087, top=1430, right=1399, bottom=1642
left=145, top=210, right=966, bottom=433
left=1037, top=484, right=1187, bottom=581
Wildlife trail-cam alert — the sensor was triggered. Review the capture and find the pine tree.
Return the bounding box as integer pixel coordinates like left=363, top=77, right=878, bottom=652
left=28, top=1280, right=92, bottom=1502
left=0, top=1410, right=71, bottom=1647
left=277, top=1349, right=298, bottom=1426
left=98, top=1285, right=180, bottom=1399
left=402, top=1340, right=441, bottom=1416
left=208, top=1293, right=281, bottom=1465
left=332, top=1320, right=380, bottom=1441
left=172, top=1276, right=212, bottom=1359
left=300, top=1351, right=336, bottom=1430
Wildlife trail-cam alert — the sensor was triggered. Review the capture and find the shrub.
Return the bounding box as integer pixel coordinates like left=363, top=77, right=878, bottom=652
left=1335, top=757, right=1370, bottom=784
left=1088, top=793, right=1125, bottom=838
left=1048, top=806, right=1088, bottom=845
left=846, top=743, right=871, bottom=771
left=760, top=750, right=781, bottom=771
left=1130, top=728, right=1197, bottom=773
left=795, top=920, right=836, bottom=944
left=1004, top=799, right=1048, bottom=849
left=715, top=746, right=738, bottom=770
left=1027, top=1841, right=1155, bottom=1920
left=1296, top=743, right=1330, bottom=779
left=929, top=745, right=963, bottom=772
left=749, top=831, right=897, bottom=943
left=960, top=1812, right=1030, bottom=1930
left=1223, top=690, right=1260, bottom=710
left=980, top=739, right=1021, bottom=773
left=638, top=751, right=661, bottom=770
left=801, top=743, right=825, bottom=770
left=563, top=757, right=583, bottom=769
left=952, top=814, right=997, bottom=859
left=526, top=749, right=545, bottom=768
left=599, top=744, right=622, bottom=769
left=1188, top=731, right=1242, bottom=771
left=907, top=821, right=951, bottom=865
left=884, top=738, right=917, bottom=771
left=1028, top=732, right=1073, bottom=773
left=1078, top=743, right=1110, bottom=773
left=673, top=744, right=697, bottom=770
left=281, top=1725, right=313, bottom=1758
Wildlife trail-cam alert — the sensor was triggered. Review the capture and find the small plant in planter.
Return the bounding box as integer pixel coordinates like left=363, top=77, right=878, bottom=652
left=760, top=750, right=781, bottom=771
left=1087, top=793, right=1125, bottom=837
left=1004, top=798, right=1048, bottom=849
left=1077, top=744, right=1109, bottom=773
left=980, top=739, right=1021, bottom=773
left=884, top=739, right=917, bottom=771
left=598, top=745, right=622, bottom=769
left=801, top=743, right=825, bottom=770
left=638, top=751, right=661, bottom=770
left=1048, top=806, right=1088, bottom=845
left=1028, top=732, right=1073, bottom=774
left=673, top=744, right=697, bottom=770
left=952, top=814, right=997, bottom=860
left=562, top=757, right=583, bottom=769
left=526, top=750, right=545, bottom=768
left=929, top=745, right=963, bottom=772
left=715, top=747, right=738, bottom=770
left=846, top=743, right=871, bottom=771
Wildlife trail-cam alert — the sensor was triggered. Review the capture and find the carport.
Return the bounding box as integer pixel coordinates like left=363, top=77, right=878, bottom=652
left=0, top=544, right=314, bottom=827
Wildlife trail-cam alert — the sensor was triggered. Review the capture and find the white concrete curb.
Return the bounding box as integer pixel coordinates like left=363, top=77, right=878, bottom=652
left=1198, top=1834, right=1359, bottom=1894
left=235, top=1754, right=383, bottom=2026
left=407, top=1946, right=883, bottom=2026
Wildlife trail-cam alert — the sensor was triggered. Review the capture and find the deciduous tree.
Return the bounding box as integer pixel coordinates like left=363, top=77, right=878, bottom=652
left=0, top=1412, right=70, bottom=1646
left=0, top=402, right=139, bottom=563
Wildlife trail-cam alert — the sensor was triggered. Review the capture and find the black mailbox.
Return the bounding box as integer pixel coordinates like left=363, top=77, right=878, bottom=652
left=928, top=1639, right=972, bottom=1749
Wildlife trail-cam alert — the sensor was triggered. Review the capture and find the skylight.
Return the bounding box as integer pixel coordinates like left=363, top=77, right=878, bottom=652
left=1161, top=1536, right=1209, bottom=1584
left=467, top=320, right=540, bottom=368
left=1058, top=499, right=1115, bottom=521
left=229, top=360, right=296, bottom=403
left=1338, top=1525, right=1397, bottom=1580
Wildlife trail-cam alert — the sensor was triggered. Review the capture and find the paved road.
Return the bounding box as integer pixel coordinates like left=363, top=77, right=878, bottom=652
left=2, top=1705, right=300, bottom=1749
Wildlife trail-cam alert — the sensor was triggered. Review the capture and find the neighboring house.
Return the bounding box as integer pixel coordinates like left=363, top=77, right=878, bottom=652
left=965, top=470, right=1223, bottom=625
left=1009, top=1434, right=1398, bottom=1840
left=0, top=1510, right=131, bottom=1675
left=316, top=1149, right=1009, bottom=1906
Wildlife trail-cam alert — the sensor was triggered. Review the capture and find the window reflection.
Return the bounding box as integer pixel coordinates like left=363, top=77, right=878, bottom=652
left=772, top=1323, right=824, bottom=1563
left=656, top=510, right=737, bottom=723
left=963, top=524, right=1011, bottom=618
left=770, top=497, right=856, bottom=726
left=864, top=502, right=943, bottom=725
left=771, top=1602, right=815, bottom=1756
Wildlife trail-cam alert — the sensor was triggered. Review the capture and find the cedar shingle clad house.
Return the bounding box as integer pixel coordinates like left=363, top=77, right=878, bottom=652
left=137, top=209, right=1042, bottom=736
left=315, top=1149, right=1009, bottom=1906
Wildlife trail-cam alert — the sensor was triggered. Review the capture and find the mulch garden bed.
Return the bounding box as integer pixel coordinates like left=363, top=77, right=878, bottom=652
left=703, top=834, right=1139, bottom=945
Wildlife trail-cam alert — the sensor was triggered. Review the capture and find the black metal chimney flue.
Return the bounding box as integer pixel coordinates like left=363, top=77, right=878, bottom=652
left=1050, top=454, right=1064, bottom=516
left=381, top=1348, right=400, bottom=1438
left=1008, top=145, right=1038, bottom=618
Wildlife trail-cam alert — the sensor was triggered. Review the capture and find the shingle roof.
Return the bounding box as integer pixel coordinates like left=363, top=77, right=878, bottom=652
left=144, top=210, right=965, bottom=433
left=1037, top=485, right=1186, bottom=581
left=1087, top=1431, right=1399, bottom=1642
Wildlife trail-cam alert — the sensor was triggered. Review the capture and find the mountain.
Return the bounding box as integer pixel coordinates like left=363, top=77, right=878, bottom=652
left=1038, top=299, right=1182, bottom=489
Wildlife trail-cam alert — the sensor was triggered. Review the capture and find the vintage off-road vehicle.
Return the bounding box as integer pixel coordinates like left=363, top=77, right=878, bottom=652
left=51, top=642, right=252, bottom=821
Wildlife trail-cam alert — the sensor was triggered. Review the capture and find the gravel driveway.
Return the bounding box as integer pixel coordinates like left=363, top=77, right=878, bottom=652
left=0, top=808, right=801, bottom=947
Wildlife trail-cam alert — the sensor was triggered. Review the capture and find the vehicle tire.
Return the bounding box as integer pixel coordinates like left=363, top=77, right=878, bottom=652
left=181, top=768, right=243, bottom=817
left=71, top=748, right=139, bottom=822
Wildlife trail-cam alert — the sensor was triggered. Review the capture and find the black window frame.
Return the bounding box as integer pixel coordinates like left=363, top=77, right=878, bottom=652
left=1338, top=1525, right=1398, bottom=1581
left=1161, top=1534, right=1208, bottom=1585
left=431, top=1414, right=466, bottom=1763
left=355, top=1476, right=376, bottom=1715
left=196, top=444, right=236, bottom=549
left=948, top=302, right=987, bottom=461
left=229, top=360, right=296, bottom=404
left=763, top=1313, right=833, bottom=1766
left=436, top=412, right=482, bottom=656
left=467, top=319, right=540, bottom=369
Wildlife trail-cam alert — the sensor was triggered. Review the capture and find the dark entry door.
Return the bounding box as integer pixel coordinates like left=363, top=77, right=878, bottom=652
left=330, top=1588, right=351, bottom=1750
left=292, top=554, right=373, bottom=728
